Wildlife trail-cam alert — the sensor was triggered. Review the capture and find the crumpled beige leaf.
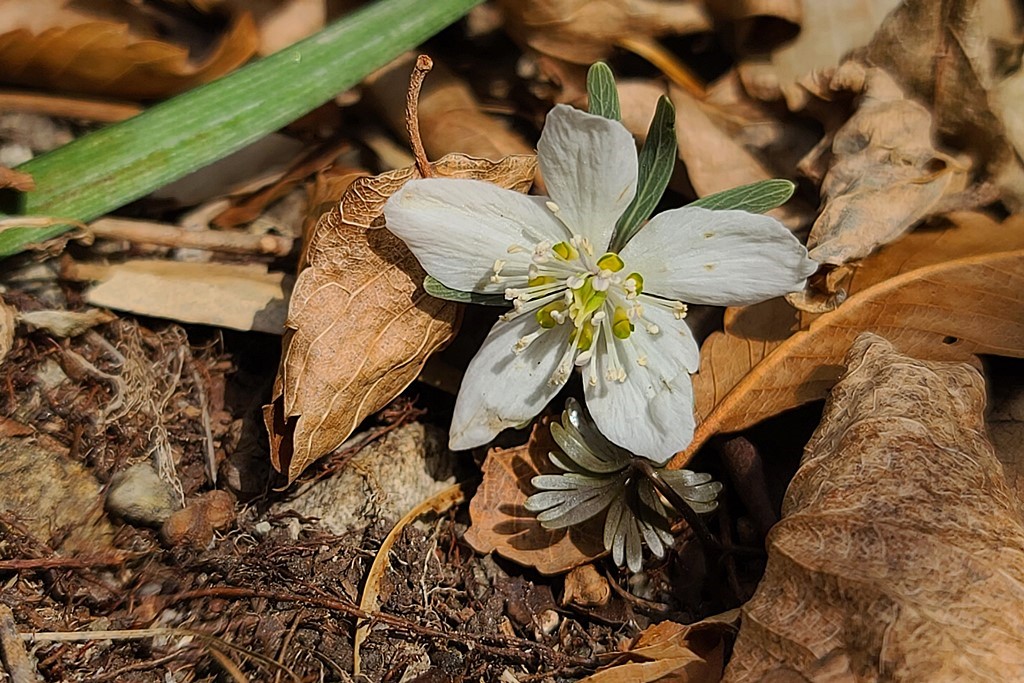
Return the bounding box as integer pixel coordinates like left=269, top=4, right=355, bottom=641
left=265, top=153, right=536, bottom=482
left=498, top=0, right=711, bottom=65
left=18, top=308, right=116, bottom=337
left=866, top=0, right=1024, bottom=208
left=582, top=617, right=734, bottom=683
left=669, top=213, right=1024, bottom=468
left=0, top=0, right=258, bottom=99
left=802, top=63, right=967, bottom=270
left=463, top=419, right=605, bottom=575
left=724, top=333, right=1024, bottom=681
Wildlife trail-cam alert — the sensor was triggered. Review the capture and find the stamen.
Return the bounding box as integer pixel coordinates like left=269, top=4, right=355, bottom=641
left=535, top=301, right=567, bottom=329
left=507, top=245, right=527, bottom=254
left=545, top=200, right=560, bottom=213
left=513, top=331, right=542, bottom=354
left=636, top=355, right=648, bottom=367
left=566, top=274, right=586, bottom=290
left=532, top=241, right=552, bottom=263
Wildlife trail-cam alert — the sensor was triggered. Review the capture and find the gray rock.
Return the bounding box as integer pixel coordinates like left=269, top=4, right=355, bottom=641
left=273, top=423, right=456, bottom=535
left=105, top=463, right=180, bottom=526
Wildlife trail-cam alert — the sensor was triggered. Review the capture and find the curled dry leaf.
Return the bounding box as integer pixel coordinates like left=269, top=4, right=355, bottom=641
left=803, top=63, right=967, bottom=270
left=581, top=617, right=735, bottom=683
left=265, top=153, right=536, bottom=482
left=463, top=420, right=605, bottom=575
left=498, top=0, right=711, bottom=65
left=365, top=54, right=534, bottom=162
left=724, top=333, right=1024, bottom=681
left=0, top=0, right=258, bottom=99
left=18, top=308, right=116, bottom=337
left=669, top=213, right=1024, bottom=468
left=866, top=0, right=1024, bottom=208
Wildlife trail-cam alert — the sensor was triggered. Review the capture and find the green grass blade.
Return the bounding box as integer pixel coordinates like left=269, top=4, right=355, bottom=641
left=0, top=0, right=482, bottom=258
left=586, top=62, right=621, bottom=121
left=424, top=276, right=509, bottom=306
left=611, top=95, right=676, bottom=251
left=687, top=179, right=795, bottom=213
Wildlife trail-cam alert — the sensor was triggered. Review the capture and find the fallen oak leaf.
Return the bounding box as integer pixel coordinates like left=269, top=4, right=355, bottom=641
left=724, top=333, right=1024, bottom=681
left=669, top=214, right=1024, bottom=468
left=265, top=152, right=537, bottom=482
left=463, top=419, right=605, bottom=575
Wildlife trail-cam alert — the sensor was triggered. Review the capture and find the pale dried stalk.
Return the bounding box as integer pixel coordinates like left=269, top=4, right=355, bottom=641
left=89, top=217, right=294, bottom=256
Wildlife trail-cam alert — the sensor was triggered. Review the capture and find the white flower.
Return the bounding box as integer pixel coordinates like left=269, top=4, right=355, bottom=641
left=384, top=104, right=816, bottom=463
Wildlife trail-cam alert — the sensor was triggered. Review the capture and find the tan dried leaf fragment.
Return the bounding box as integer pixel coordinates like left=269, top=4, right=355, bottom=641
left=463, top=419, right=605, bottom=575
left=582, top=617, right=734, bottom=683
left=724, top=333, right=1024, bottom=681
left=498, top=0, right=711, bottom=65
left=0, top=0, right=258, bottom=99
left=670, top=213, right=1024, bottom=468
left=265, top=153, right=536, bottom=482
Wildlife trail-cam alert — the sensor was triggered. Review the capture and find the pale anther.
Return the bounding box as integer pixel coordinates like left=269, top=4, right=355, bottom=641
left=545, top=200, right=560, bottom=213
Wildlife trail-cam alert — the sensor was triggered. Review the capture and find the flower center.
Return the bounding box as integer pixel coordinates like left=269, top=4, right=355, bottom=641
left=497, top=233, right=687, bottom=389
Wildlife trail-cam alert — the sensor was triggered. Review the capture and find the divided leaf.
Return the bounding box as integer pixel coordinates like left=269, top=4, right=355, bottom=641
left=670, top=214, right=1024, bottom=468
left=265, top=153, right=536, bottom=482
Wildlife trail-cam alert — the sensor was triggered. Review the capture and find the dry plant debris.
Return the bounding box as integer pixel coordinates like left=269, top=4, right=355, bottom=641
left=725, top=333, right=1024, bottom=681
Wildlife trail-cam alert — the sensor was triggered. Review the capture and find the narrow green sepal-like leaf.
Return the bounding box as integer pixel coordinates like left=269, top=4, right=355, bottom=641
left=687, top=179, right=795, bottom=214
left=610, top=95, right=676, bottom=251
left=586, top=62, right=621, bottom=121
left=424, top=276, right=510, bottom=306
left=0, top=0, right=483, bottom=259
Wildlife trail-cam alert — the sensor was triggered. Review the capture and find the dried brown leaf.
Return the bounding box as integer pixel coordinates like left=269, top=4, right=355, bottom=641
left=988, top=361, right=1024, bottom=520
left=463, top=420, right=605, bottom=575
left=704, top=0, right=801, bottom=55
left=0, top=0, right=258, bottom=99
left=266, top=153, right=536, bottom=482
left=803, top=63, right=967, bottom=269
left=582, top=618, right=735, bottom=683
left=669, top=214, right=1024, bottom=467
left=724, top=333, right=1024, bottom=681
left=499, top=0, right=711, bottom=65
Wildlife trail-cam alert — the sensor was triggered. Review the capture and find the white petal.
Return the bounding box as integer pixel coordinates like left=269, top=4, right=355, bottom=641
left=621, top=206, right=818, bottom=306
left=585, top=313, right=697, bottom=464
left=537, top=105, right=638, bottom=251
left=449, top=315, right=571, bottom=450
left=384, top=178, right=567, bottom=293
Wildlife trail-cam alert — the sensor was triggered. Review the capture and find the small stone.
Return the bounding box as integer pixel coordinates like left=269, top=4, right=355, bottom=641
left=105, top=463, right=179, bottom=526
left=161, top=490, right=236, bottom=548
left=536, top=609, right=560, bottom=637
left=253, top=521, right=272, bottom=535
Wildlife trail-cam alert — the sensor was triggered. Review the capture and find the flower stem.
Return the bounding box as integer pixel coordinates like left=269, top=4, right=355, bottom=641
left=405, top=54, right=436, bottom=178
